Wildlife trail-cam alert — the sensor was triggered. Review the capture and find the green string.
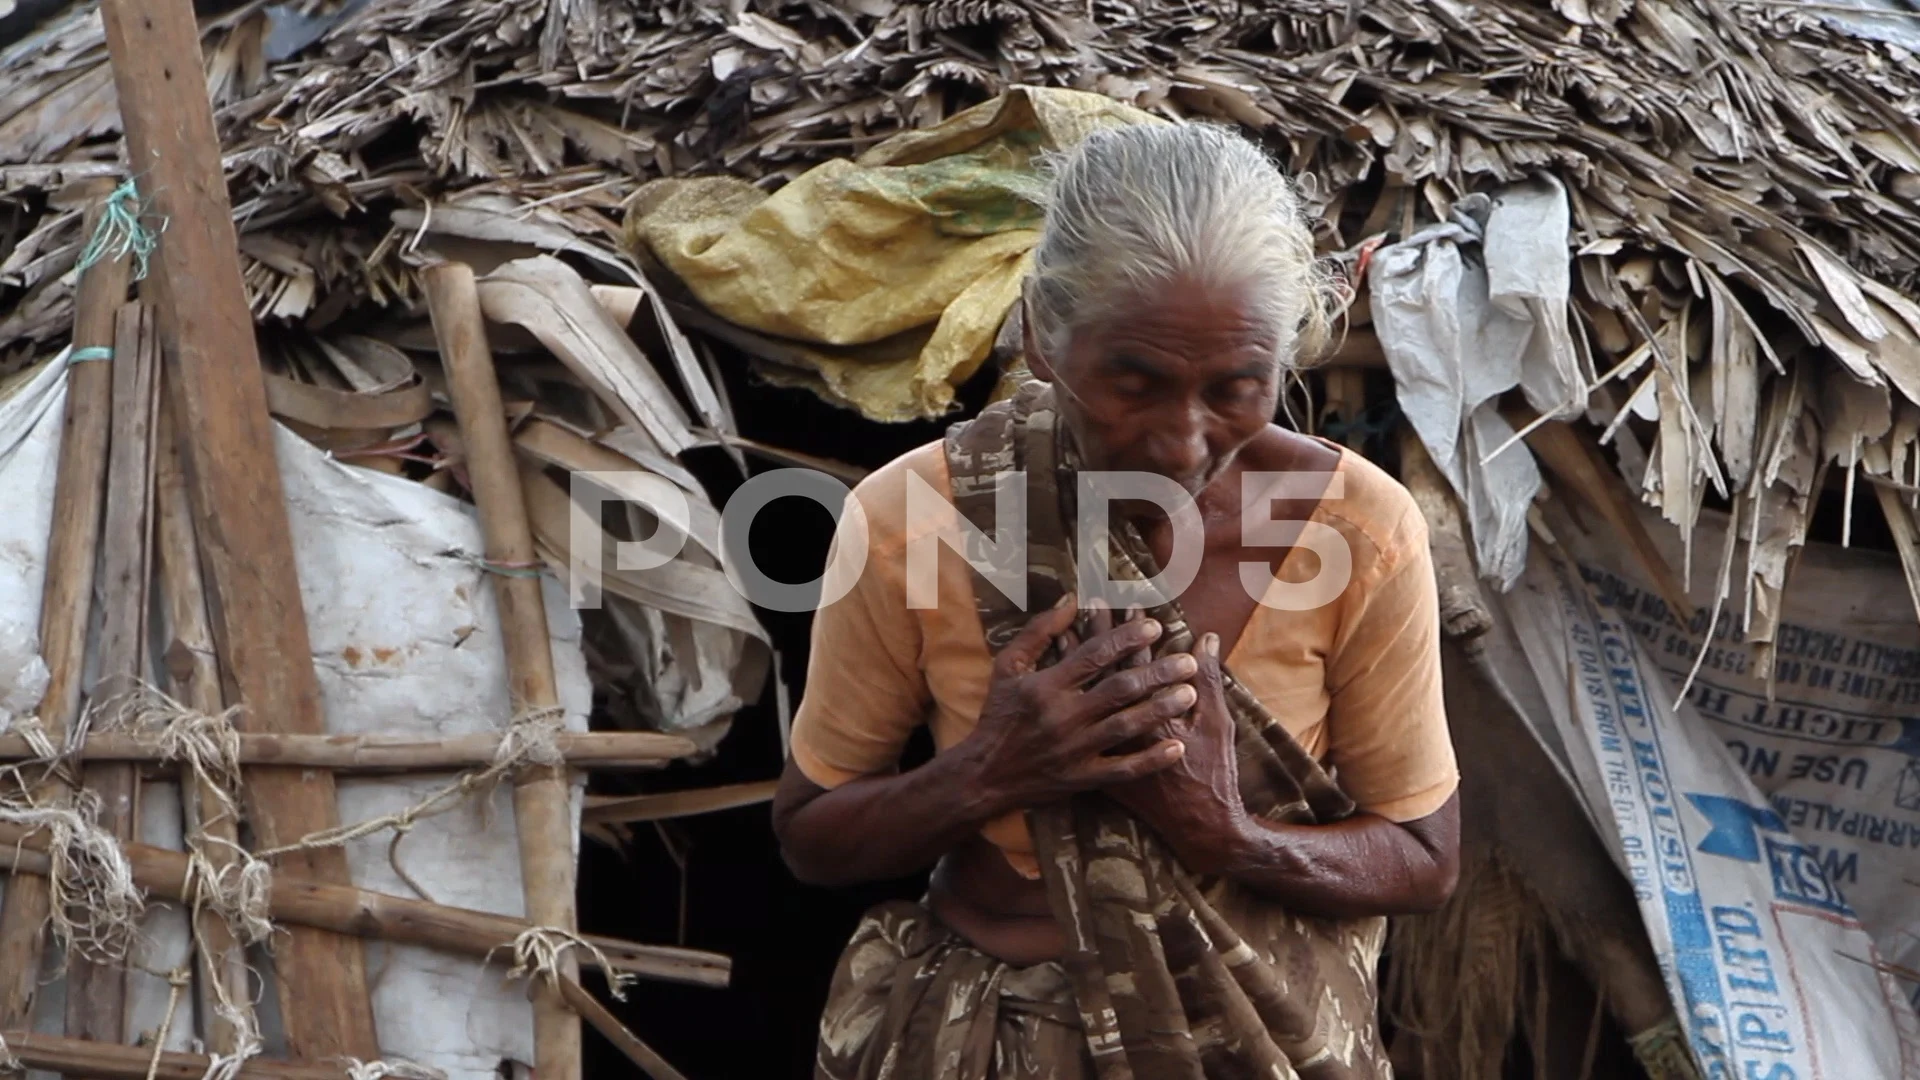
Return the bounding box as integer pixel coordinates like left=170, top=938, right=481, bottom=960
left=68, top=346, right=113, bottom=364
left=461, top=552, right=546, bottom=579
left=75, top=178, right=164, bottom=282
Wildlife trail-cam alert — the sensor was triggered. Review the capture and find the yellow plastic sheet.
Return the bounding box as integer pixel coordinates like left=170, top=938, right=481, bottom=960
left=626, top=86, right=1161, bottom=421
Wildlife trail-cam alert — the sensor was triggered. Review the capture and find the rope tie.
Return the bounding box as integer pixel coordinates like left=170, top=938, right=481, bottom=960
left=116, top=688, right=246, bottom=820
left=141, top=967, right=191, bottom=1080
left=494, top=705, right=566, bottom=771
left=16, top=717, right=58, bottom=761
left=112, top=685, right=566, bottom=863
left=0, top=711, right=65, bottom=787
left=184, top=841, right=275, bottom=948
left=68, top=346, right=113, bottom=364
left=0, top=790, right=146, bottom=964
left=193, top=928, right=264, bottom=1080
left=256, top=704, right=569, bottom=861
left=201, top=1016, right=263, bottom=1080
left=75, top=178, right=164, bottom=282
left=498, top=926, right=636, bottom=1001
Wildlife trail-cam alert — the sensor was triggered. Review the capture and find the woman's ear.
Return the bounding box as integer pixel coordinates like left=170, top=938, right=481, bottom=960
left=1022, top=295, right=1056, bottom=382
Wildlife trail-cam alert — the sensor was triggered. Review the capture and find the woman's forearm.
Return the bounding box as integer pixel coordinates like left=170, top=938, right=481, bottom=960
left=1183, top=803, right=1460, bottom=918
left=774, top=743, right=1012, bottom=886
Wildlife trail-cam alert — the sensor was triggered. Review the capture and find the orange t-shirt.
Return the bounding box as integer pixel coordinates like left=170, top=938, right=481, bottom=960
left=790, top=439, right=1458, bottom=879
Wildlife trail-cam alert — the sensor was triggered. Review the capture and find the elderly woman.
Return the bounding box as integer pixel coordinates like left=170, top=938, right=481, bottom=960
left=773, top=122, right=1460, bottom=1080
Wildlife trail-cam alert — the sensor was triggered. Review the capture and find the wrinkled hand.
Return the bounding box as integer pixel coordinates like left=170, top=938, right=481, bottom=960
left=958, top=595, right=1199, bottom=811
left=1106, top=623, right=1248, bottom=869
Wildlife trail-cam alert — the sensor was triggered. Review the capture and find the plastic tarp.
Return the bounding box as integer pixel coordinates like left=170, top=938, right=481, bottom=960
left=0, top=359, right=591, bottom=1080
left=1495, top=501, right=1920, bottom=1079
left=626, top=86, right=1160, bottom=422
left=1371, top=177, right=1589, bottom=590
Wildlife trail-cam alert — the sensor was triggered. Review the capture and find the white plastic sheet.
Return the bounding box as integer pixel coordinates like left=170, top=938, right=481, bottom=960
left=280, top=422, right=591, bottom=1079
left=1371, top=178, right=1587, bottom=590
left=1499, top=508, right=1920, bottom=1078
left=0, top=359, right=63, bottom=734
left=0, top=361, right=591, bottom=1079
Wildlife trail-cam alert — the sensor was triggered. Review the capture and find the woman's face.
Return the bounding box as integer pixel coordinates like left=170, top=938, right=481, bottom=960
left=1033, top=276, right=1282, bottom=496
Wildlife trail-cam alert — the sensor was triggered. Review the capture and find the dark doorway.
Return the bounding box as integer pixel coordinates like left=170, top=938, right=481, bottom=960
left=578, top=358, right=998, bottom=1078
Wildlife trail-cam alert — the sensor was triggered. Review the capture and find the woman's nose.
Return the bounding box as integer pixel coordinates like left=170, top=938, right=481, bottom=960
left=1148, top=403, right=1210, bottom=481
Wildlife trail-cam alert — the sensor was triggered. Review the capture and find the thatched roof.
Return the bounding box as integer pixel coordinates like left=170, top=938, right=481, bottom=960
left=3, top=0, right=1918, bottom=343
left=6, top=0, right=1920, bottom=654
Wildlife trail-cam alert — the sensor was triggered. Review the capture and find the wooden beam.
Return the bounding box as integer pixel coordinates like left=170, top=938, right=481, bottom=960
left=153, top=395, right=254, bottom=1055
left=1515, top=414, right=1695, bottom=625
left=0, top=1031, right=341, bottom=1080
left=426, top=261, right=581, bottom=1079
left=0, top=824, right=728, bottom=990
left=65, top=300, right=159, bottom=1045
left=1319, top=326, right=1387, bottom=369
left=0, top=198, right=133, bottom=1028
left=96, top=0, right=378, bottom=1057
left=0, top=731, right=696, bottom=771
left=1397, top=426, right=1492, bottom=641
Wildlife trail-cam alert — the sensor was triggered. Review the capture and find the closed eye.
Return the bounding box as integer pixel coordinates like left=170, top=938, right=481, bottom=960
left=1103, top=354, right=1164, bottom=397
left=1209, top=376, right=1267, bottom=405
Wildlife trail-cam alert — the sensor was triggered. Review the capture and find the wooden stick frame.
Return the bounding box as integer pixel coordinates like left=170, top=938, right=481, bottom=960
left=1, top=4, right=722, bottom=1075
left=0, top=730, right=695, bottom=772
left=0, top=196, right=134, bottom=1030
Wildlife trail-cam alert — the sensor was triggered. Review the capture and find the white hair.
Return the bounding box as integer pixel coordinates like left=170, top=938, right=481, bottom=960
left=1026, top=122, right=1333, bottom=366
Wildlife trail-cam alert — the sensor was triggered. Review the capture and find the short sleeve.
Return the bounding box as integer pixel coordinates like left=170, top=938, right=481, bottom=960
left=1323, top=506, right=1458, bottom=822
left=788, top=476, right=931, bottom=789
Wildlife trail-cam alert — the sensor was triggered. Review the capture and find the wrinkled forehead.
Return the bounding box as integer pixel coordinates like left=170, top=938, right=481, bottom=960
left=1057, top=277, right=1281, bottom=375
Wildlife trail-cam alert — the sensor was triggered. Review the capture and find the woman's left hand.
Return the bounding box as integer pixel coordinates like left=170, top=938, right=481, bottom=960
left=1102, top=621, right=1249, bottom=872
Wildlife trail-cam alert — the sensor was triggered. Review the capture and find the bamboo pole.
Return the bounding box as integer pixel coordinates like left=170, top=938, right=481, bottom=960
left=0, top=731, right=694, bottom=771
left=0, top=1031, right=341, bottom=1080
left=153, top=395, right=254, bottom=1055
left=0, top=824, right=728, bottom=989
left=424, top=261, right=581, bottom=1079
left=65, top=299, right=160, bottom=1044
left=582, top=781, right=779, bottom=827
left=0, top=198, right=134, bottom=1029
left=556, top=977, right=690, bottom=1080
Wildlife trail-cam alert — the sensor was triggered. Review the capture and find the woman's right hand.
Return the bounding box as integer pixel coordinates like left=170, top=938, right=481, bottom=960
left=957, top=594, right=1198, bottom=810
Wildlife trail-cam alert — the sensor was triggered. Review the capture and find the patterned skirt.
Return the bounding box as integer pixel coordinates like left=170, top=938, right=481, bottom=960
left=815, top=900, right=1095, bottom=1080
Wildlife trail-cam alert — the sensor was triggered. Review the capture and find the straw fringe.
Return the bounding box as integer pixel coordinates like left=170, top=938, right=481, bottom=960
left=1384, top=851, right=1554, bottom=1080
